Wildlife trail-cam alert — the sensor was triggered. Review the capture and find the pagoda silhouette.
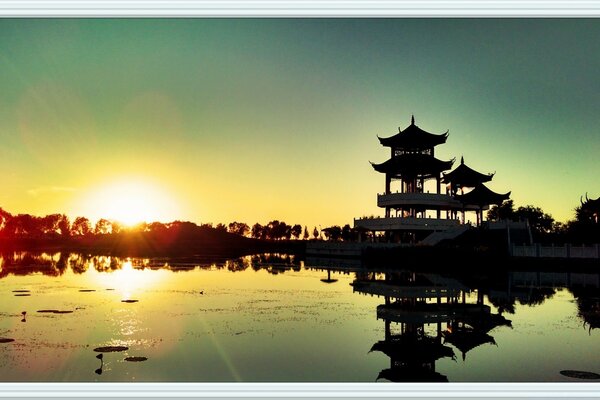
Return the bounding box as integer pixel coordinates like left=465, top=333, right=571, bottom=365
left=354, top=116, right=510, bottom=244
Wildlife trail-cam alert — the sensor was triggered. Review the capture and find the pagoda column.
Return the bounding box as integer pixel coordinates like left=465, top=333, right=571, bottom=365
left=385, top=174, right=391, bottom=195
left=436, top=176, right=441, bottom=218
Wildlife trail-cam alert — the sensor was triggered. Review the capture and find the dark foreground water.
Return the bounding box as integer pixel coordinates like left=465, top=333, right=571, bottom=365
left=1, top=252, right=599, bottom=382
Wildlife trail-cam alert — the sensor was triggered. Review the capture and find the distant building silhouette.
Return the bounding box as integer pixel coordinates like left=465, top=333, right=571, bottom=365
left=354, top=116, right=510, bottom=243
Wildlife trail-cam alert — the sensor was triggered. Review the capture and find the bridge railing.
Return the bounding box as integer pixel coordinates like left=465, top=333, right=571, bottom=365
left=511, top=244, right=600, bottom=259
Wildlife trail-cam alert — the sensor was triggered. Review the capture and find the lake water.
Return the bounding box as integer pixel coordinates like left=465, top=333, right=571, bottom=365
left=1, top=252, right=599, bottom=382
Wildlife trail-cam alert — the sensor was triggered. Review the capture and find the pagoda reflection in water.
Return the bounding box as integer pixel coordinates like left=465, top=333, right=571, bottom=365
left=352, top=271, right=511, bottom=381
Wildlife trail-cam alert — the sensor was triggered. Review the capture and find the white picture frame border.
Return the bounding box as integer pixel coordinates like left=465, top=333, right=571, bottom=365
left=0, top=0, right=598, bottom=17
left=0, top=1, right=599, bottom=398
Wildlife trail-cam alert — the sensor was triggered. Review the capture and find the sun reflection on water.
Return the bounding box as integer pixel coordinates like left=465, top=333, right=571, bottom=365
left=89, top=259, right=165, bottom=300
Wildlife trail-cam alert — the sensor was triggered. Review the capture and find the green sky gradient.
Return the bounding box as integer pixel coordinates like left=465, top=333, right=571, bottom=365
left=0, top=19, right=598, bottom=227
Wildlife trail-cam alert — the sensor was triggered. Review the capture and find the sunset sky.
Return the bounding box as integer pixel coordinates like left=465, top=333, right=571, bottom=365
left=0, top=18, right=598, bottom=227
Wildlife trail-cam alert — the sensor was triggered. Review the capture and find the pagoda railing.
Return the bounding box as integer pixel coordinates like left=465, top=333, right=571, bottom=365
left=352, top=280, right=463, bottom=299
left=377, top=192, right=483, bottom=211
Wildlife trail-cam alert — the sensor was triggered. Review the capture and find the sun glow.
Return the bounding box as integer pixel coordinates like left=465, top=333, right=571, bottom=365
left=81, top=179, right=181, bottom=226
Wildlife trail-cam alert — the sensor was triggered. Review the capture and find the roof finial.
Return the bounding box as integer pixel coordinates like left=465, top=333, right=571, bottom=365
left=461, top=156, right=464, bottom=164
left=411, top=115, right=415, bottom=125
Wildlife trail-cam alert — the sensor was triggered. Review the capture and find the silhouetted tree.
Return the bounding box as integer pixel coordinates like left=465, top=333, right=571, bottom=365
left=40, top=214, right=62, bottom=235
left=312, top=226, right=319, bottom=240
left=0, top=208, right=11, bottom=233
left=147, top=221, right=168, bottom=233
left=71, top=217, right=92, bottom=236
left=303, top=226, right=309, bottom=240
left=56, top=215, right=70, bottom=237
left=251, top=223, right=266, bottom=239
left=266, top=220, right=291, bottom=240
left=341, top=224, right=357, bottom=242
left=94, top=218, right=112, bottom=235
left=110, top=221, right=122, bottom=234
left=515, top=205, right=554, bottom=234
left=322, top=225, right=342, bottom=241
left=291, top=224, right=302, bottom=239
left=228, top=221, right=250, bottom=237
left=487, top=200, right=515, bottom=221
left=215, top=223, right=227, bottom=232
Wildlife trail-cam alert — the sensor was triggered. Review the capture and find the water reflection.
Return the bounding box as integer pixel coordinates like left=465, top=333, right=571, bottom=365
left=95, top=354, right=103, bottom=375
left=1, top=251, right=600, bottom=382
left=0, top=251, right=303, bottom=278
left=352, top=271, right=510, bottom=381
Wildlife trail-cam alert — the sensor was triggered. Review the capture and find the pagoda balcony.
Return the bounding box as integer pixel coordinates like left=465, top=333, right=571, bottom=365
left=354, top=216, right=460, bottom=231
left=352, top=280, right=464, bottom=299
left=376, top=303, right=491, bottom=325
left=377, top=192, right=486, bottom=211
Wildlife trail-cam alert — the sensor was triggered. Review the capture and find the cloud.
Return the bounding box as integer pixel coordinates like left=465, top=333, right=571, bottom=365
left=27, top=186, right=77, bottom=196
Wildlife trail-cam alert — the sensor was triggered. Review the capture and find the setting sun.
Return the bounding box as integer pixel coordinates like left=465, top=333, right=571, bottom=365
left=79, top=179, right=181, bottom=226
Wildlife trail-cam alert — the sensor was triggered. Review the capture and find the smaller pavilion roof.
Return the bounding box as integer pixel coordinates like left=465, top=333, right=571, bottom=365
left=581, top=193, right=600, bottom=211
left=459, top=313, right=512, bottom=334
left=378, top=115, right=449, bottom=150
left=371, top=153, right=454, bottom=178
left=455, top=183, right=510, bottom=207
left=442, top=327, right=496, bottom=361
left=442, top=157, right=494, bottom=188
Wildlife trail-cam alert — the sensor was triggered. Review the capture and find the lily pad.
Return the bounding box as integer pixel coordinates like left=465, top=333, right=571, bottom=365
left=124, top=356, right=148, bottom=362
left=37, top=309, right=74, bottom=314
left=121, top=300, right=139, bottom=303
left=79, top=289, right=95, bottom=292
left=560, top=370, right=600, bottom=380
left=94, top=346, right=129, bottom=353
left=0, top=338, right=15, bottom=343
left=12, top=290, right=30, bottom=293
left=14, top=294, right=31, bottom=297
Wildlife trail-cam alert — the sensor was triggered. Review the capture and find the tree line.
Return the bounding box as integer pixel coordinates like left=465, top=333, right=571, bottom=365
left=0, top=208, right=331, bottom=241
left=0, top=194, right=597, bottom=244
left=486, top=198, right=600, bottom=243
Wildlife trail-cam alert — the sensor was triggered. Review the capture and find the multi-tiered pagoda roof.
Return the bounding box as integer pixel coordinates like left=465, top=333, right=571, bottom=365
left=371, top=116, right=453, bottom=180
left=378, top=115, right=448, bottom=151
